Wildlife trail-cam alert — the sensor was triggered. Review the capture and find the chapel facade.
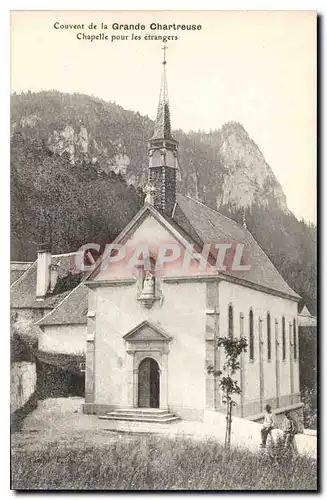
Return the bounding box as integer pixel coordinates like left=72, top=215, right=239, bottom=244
left=31, top=53, right=303, bottom=424
left=80, top=55, right=302, bottom=422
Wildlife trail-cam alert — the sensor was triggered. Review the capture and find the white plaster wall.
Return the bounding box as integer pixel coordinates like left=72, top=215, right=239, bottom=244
left=11, top=361, right=36, bottom=413
left=90, top=213, right=300, bottom=418
left=218, top=280, right=299, bottom=406
left=39, top=324, right=87, bottom=354
left=164, top=281, right=206, bottom=412
left=93, top=280, right=206, bottom=415
left=94, top=214, right=214, bottom=281
left=293, top=340, right=300, bottom=394
left=93, top=214, right=207, bottom=415
left=294, top=351, right=300, bottom=393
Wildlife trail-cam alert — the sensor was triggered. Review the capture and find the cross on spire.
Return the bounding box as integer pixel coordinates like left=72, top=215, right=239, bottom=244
left=150, top=46, right=173, bottom=140
left=162, top=44, right=168, bottom=65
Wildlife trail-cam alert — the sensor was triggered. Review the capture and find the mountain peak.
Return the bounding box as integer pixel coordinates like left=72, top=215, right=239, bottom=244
left=10, top=90, right=316, bottom=315
left=217, top=121, right=288, bottom=213
left=11, top=90, right=289, bottom=214
left=221, top=121, right=248, bottom=138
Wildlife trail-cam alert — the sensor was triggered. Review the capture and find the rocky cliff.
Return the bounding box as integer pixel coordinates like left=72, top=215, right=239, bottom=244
left=217, top=122, right=288, bottom=212
left=10, top=91, right=316, bottom=314
left=11, top=91, right=289, bottom=214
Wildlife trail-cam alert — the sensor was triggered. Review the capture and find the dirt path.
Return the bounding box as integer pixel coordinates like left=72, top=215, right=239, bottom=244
left=11, top=397, right=145, bottom=450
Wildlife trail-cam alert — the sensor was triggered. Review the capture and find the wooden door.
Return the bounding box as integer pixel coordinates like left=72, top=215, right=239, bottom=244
left=138, top=358, right=159, bottom=408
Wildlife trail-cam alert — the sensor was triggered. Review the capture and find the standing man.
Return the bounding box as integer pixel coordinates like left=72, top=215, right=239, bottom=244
left=282, top=411, right=297, bottom=450
left=260, top=404, right=276, bottom=448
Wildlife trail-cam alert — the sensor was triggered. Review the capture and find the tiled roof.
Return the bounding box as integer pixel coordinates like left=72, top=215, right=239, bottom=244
left=298, top=305, right=316, bottom=327
left=173, top=194, right=300, bottom=299
left=10, top=253, right=82, bottom=309
left=37, top=284, right=88, bottom=326
left=10, top=262, right=33, bottom=285
left=11, top=269, right=25, bottom=285
left=299, top=305, right=312, bottom=316
left=19, top=192, right=299, bottom=328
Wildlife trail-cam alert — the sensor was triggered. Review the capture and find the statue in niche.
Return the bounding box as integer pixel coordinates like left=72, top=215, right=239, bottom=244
left=141, top=271, right=155, bottom=297
left=139, top=271, right=156, bottom=308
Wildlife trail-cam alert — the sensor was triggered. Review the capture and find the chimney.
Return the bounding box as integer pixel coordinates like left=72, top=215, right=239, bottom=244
left=50, top=262, right=59, bottom=293
left=36, top=244, right=51, bottom=300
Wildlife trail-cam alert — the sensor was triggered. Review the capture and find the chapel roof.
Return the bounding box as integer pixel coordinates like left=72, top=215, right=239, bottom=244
left=85, top=194, right=299, bottom=301
left=33, top=192, right=300, bottom=328
left=172, top=193, right=300, bottom=300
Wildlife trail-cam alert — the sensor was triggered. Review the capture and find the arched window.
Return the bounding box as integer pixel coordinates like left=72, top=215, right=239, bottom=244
left=282, top=316, right=286, bottom=360
left=240, top=313, right=244, bottom=337
left=267, top=313, right=271, bottom=361
left=293, top=318, right=297, bottom=360
left=249, top=309, right=254, bottom=360
left=228, top=305, right=234, bottom=339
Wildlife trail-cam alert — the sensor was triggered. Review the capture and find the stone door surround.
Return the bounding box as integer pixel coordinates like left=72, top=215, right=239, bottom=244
left=123, top=320, right=171, bottom=410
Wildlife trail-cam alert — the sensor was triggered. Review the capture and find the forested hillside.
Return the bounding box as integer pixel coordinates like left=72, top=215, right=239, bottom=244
left=11, top=132, right=144, bottom=260
left=11, top=91, right=316, bottom=314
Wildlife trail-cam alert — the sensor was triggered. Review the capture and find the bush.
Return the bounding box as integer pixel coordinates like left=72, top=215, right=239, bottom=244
left=301, top=387, right=317, bottom=430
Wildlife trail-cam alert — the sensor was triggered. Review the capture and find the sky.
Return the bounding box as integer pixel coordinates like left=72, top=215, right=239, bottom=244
left=10, top=10, right=316, bottom=223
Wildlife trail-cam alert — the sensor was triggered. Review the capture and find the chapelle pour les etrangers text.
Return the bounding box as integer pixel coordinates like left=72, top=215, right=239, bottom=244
left=53, top=21, right=203, bottom=42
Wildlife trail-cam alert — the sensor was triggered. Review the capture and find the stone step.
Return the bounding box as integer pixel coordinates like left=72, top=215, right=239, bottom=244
left=113, top=408, right=169, bottom=416
left=108, top=412, right=174, bottom=420
left=99, top=408, right=179, bottom=424
left=99, top=414, right=180, bottom=424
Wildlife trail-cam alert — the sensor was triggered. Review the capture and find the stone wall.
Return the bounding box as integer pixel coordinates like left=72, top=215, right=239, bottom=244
left=38, top=324, right=87, bottom=355
left=204, top=410, right=316, bottom=458
left=11, top=361, right=37, bottom=413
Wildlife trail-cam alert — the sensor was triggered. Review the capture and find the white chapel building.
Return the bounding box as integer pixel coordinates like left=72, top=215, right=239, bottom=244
left=30, top=56, right=303, bottom=424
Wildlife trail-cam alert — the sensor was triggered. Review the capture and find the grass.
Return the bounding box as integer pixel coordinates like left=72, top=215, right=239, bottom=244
left=11, top=435, right=317, bottom=491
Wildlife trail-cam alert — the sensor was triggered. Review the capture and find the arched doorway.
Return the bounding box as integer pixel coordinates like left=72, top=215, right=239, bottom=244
left=138, top=358, right=160, bottom=408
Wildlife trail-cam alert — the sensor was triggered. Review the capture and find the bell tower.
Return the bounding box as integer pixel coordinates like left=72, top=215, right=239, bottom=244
left=147, top=46, right=179, bottom=216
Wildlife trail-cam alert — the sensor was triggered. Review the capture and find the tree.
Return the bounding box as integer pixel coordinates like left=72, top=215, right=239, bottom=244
left=10, top=132, right=144, bottom=260
left=207, top=336, right=248, bottom=449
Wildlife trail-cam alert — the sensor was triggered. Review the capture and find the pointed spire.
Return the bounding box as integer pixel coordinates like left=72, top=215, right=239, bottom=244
left=147, top=46, right=179, bottom=216
left=151, top=45, right=175, bottom=141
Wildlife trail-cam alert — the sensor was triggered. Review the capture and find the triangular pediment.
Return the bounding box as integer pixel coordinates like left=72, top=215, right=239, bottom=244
left=86, top=203, right=201, bottom=282
left=123, top=320, right=172, bottom=342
